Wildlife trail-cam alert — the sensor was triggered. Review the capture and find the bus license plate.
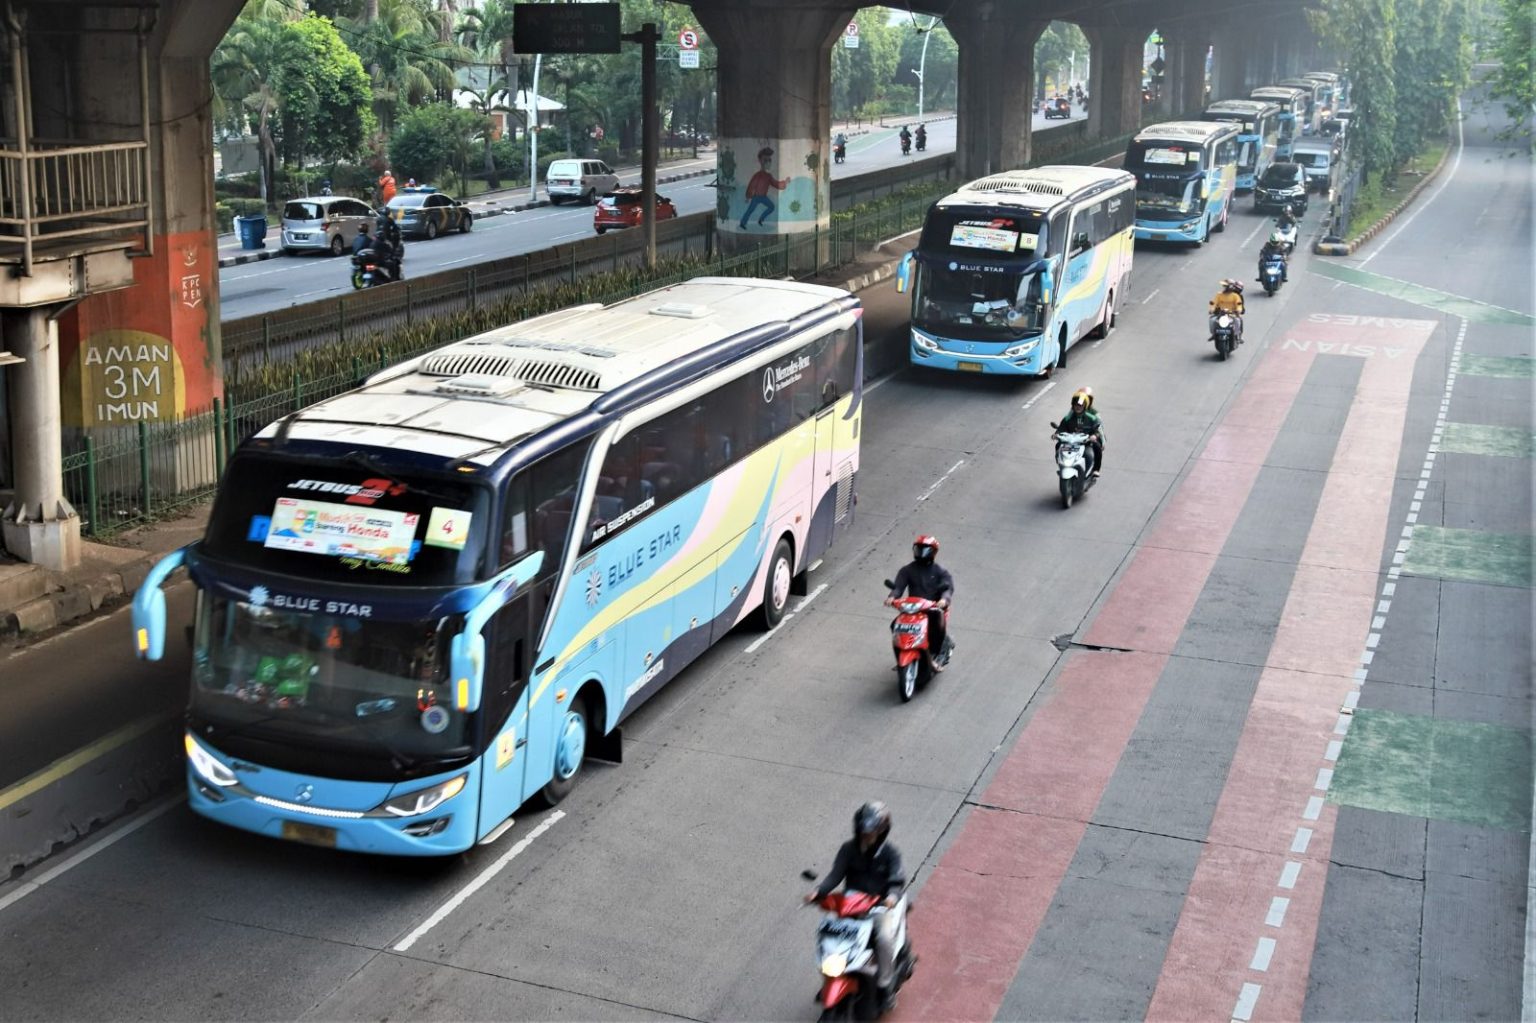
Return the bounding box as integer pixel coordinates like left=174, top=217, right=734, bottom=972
left=282, top=821, right=337, bottom=848
left=957, top=361, right=984, bottom=373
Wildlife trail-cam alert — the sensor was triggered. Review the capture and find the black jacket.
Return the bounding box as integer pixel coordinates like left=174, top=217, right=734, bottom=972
left=814, top=837, right=905, bottom=900
left=890, top=560, right=954, bottom=603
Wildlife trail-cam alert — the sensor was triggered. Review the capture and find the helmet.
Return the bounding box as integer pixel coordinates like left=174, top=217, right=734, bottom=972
left=854, top=801, right=891, bottom=845
left=1269, top=231, right=1285, bottom=245
left=912, top=534, right=939, bottom=565
left=1223, top=279, right=1244, bottom=294
left=1071, top=386, right=1094, bottom=411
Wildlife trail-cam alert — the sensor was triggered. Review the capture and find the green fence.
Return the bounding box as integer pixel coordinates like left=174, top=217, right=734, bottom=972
left=66, top=130, right=1138, bottom=539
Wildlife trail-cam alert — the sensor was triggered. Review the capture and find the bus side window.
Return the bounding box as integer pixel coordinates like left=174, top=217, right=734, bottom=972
left=521, top=439, right=591, bottom=578
left=815, top=327, right=858, bottom=409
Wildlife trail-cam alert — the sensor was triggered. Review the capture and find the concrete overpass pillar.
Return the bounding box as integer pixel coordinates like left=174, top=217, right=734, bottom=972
left=693, top=5, right=848, bottom=268
left=1086, top=22, right=1152, bottom=139
left=1163, top=29, right=1210, bottom=117
left=1, top=309, right=78, bottom=571
left=946, top=8, right=1044, bottom=178
left=1211, top=25, right=1252, bottom=99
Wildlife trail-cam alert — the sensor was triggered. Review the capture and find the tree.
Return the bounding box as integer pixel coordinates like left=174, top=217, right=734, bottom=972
left=1033, top=21, right=1087, bottom=101
left=212, top=11, right=309, bottom=204
left=895, top=17, right=958, bottom=113
left=277, top=16, right=376, bottom=172
left=1310, top=0, right=1399, bottom=182
left=1484, top=0, right=1534, bottom=140
left=390, top=102, right=487, bottom=191
left=831, top=9, right=902, bottom=119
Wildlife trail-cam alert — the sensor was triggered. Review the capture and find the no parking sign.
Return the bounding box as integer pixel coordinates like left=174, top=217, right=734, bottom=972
left=844, top=21, right=859, bottom=48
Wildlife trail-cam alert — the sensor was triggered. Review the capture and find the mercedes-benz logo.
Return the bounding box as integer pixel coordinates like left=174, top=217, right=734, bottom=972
left=762, top=367, right=776, bottom=404
left=294, top=783, right=314, bottom=803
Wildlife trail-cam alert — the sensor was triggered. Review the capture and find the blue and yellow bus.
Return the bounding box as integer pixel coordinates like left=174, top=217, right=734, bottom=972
left=1251, top=86, right=1310, bottom=158
left=1125, top=121, right=1241, bottom=245
left=893, top=165, right=1136, bottom=377
left=1280, top=78, right=1324, bottom=134
left=1202, top=99, right=1282, bottom=192
left=1302, top=71, right=1342, bottom=118
left=133, top=278, right=863, bottom=855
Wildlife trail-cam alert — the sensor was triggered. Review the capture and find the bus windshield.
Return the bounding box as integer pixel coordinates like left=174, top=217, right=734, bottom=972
left=191, top=596, right=473, bottom=758
left=912, top=260, right=1048, bottom=341
left=1135, top=176, right=1202, bottom=219
left=203, top=451, right=492, bottom=586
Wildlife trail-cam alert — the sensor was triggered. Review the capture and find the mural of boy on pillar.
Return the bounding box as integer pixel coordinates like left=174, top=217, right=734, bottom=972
left=738, top=146, right=789, bottom=229
left=57, top=231, right=223, bottom=429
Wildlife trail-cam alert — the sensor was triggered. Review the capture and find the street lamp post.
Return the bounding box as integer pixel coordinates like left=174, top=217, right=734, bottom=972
left=914, top=15, right=937, bottom=119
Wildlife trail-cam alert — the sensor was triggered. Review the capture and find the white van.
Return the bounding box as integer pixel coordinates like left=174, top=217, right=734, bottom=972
left=546, top=159, right=620, bottom=205
left=1289, top=138, right=1335, bottom=192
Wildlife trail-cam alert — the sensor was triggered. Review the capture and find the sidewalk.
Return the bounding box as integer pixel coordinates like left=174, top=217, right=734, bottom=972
left=218, top=148, right=721, bottom=268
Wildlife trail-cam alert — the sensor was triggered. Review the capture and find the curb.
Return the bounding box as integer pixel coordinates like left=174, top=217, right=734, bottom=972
left=3, top=553, right=154, bottom=638
left=1312, top=135, right=1454, bottom=257
left=837, top=259, right=900, bottom=294
left=216, top=168, right=720, bottom=269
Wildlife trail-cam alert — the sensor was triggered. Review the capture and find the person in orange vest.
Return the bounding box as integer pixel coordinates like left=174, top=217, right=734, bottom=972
left=378, top=168, right=397, bottom=206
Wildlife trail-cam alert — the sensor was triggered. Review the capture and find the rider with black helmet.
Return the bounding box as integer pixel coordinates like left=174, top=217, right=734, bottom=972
left=805, top=802, right=907, bottom=1012
left=888, top=535, right=955, bottom=670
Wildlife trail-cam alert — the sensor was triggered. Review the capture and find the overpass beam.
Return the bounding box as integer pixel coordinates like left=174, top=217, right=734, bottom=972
left=946, top=9, right=1044, bottom=178
left=1211, top=24, right=1254, bottom=98
left=1163, top=28, right=1211, bottom=117
left=693, top=5, right=848, bottom=268
left=1086, top=21, right=1152, bottom=140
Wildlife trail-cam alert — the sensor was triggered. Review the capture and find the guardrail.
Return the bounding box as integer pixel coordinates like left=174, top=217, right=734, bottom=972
left=0, top=139, right=150, bottom=274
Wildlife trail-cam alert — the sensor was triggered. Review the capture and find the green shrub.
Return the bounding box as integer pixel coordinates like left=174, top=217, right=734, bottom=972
left=227, top=198, right=268, bottom=217
left=215, top=202, right=235, bottom=234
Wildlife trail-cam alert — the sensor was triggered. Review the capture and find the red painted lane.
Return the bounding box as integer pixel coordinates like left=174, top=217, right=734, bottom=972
left=897, top=335, right=1323, bottom=1022
left=1146, top=317, right=1435, bottom=1022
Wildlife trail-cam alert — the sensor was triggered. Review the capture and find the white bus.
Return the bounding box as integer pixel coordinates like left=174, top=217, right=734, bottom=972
left=895, top=165, right=1137, bottom=377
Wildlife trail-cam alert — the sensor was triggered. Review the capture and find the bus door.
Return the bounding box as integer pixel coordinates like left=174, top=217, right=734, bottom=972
left=477, top=590, right=534, bottom=832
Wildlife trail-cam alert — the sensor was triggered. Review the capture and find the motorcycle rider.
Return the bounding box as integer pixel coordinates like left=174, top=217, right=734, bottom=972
left=804, top=802, right=907, bottom=1014
left=1258, top=232, right=1289, bottom=283
left=887, top=535, right=954, bottom=670
left=351, top=220, right=373, bottom=257
left=915, top=124, right=927, bottom=151
left=1055, top=386, right=1104, bottom=478
left=370, top=215, right=403, bottom=284
left=899, top=125, right=912, bottom=155
left=1277, top=203, right=1299, bottom=231
left=1209, top=278, right=1246, bottom=344
left=834, top=131, right=848, bottom=162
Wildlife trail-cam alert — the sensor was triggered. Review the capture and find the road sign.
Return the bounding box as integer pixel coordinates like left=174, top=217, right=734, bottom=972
left=679, top=49, right=700, bottom=68
left=678, top=27, right=699, bottom=50
left=513, top=3, right=621, bottom=54
left=844, top=21, right=859, bottom=48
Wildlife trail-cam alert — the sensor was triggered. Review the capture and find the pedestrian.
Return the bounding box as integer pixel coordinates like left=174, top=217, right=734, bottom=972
left=378, top=168, right=397, bottom=207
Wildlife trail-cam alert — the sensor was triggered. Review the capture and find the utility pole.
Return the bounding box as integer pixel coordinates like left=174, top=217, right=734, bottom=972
left=914, top=15, right=937, bottom=119
left=528, top=53, right=542, bottom=204
left=621, top=22, right=660, bottom=268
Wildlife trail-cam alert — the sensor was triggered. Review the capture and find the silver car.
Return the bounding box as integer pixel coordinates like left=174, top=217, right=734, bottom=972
left=280, top=195, right=375, bottom=256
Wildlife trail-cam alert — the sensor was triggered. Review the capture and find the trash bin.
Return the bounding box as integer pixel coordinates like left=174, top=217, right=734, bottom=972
left=235, top=214, right=268, bottom=250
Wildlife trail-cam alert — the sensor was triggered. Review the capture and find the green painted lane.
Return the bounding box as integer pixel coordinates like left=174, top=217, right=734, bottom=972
left=1403, top=526, right=1534, bottom=588
left=1458, top=354, right=1536, bottom=379
left=1310, top=263, right=1536, bottom=326
left=1440, top=422, right=1536, bottom=458
left=1331, top=709, right=1531, bottom=831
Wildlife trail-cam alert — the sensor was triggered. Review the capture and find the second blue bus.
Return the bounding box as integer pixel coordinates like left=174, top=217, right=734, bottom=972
left=1201, top=99, right=1282, bottom=192
left=1125, top=120, right=1242, bottom=245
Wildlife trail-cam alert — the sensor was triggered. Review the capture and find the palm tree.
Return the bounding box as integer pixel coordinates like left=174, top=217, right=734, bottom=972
left=346, top=0, right=473, bottom=133
left=212, top=14, right=307, bottom=205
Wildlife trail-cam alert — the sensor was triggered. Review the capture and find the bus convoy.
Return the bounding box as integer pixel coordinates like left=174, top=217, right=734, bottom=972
left=133, top=70, right=1348, bottom=858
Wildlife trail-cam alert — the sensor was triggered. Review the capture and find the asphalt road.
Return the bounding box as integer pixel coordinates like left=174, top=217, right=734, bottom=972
left=1, top=92, right=1527, bottom=1022
left=218, top=112, right=1086, bottom=321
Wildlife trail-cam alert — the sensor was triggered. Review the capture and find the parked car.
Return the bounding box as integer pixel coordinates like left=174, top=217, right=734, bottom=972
left=593, top=188, right=678, bottom=234
left=1253, top=161, right=1309, bottom=214
left=280, top=195, right=374, bottom=256
left=386, top=191, right=473, bottom=239
left=546, top=158, right=620, bottom=205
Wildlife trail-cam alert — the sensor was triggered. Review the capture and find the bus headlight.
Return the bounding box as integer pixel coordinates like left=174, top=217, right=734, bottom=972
left=911, top=331, right=938, bottom=351
left=1004, top=340, right=1039, bottom=358
left=372, top=775, right=468, bottom=817
left=1181, top=219, right=1201, bottom=232
left=184, top=732, right=239, bottom=787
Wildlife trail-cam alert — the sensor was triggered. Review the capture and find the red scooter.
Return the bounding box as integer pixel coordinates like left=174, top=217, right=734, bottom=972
left=883, top=582, right=950, bottom=702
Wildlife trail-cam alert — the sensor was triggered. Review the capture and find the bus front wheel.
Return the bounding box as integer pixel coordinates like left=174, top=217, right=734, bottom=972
left=537, top=696, right=589, bottom=807
left=757, top=537, right=795, bottom=630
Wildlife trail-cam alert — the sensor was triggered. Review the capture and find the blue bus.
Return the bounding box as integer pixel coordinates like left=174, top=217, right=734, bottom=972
left=1251, top=86, right=1309, bottom=158
left=133, top=277, right=863, bottom=855
left=893, top=165, right=1137, bottom=377
left=1125, top=121, right=1242, bottom=245
left=1202, top=99, right=1282, bottom=191
left=1303, top=71, right=1342, bottom=118
left=1280, top=78, right=1324, bottom=135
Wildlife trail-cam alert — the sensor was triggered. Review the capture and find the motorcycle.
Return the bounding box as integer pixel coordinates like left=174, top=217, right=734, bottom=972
left=1259, top=256, right=1286, bottom=296
left=915, top=132, right=927, bottom=153
left=1052, top=427, right=1099, bottom=509
left=833, top=142, right=846, bottom=164
left=1210, top=312, right=1239, bottom=360
left=882, top=582, right=949, bottom=702
left=1273, top=217, right=1298, bottom=254
left=805, top=879, right=917, bottom=1022
left=899, top=134, right=911, bottom=157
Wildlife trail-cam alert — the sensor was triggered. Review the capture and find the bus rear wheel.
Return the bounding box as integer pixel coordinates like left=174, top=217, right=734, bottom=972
left=756, top=537, right=794, bottom=630
left=537, top=696, right=589, bottom=807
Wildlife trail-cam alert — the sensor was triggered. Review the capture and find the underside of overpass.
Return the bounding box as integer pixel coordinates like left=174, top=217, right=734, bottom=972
left=0, top=0, right=1320, bottom=569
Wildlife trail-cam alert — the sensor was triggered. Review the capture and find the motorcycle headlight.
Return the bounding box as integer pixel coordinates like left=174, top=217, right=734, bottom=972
left=821, top=953, right=848, bottom=977
left=370, top=775, right=468, bottom=818
left=185, top=732, right=239, bottom=787
left=911, top=331, right=939, bottom=351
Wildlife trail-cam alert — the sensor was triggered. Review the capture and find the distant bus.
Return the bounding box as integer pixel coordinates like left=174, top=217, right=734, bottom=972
left=1202, top=99, right=1282, bottom=191
left=1250, top=86, right=1309, bottom=158
left=894, top=165, right=1137, bottom=376
left=1124, top=120, right=1242, bottom=244
left=133, top=277, right=863, bottom=855
left=1280, top=78, right=1323, bottom=134
left=1302, top=71, right=1342, bottom=117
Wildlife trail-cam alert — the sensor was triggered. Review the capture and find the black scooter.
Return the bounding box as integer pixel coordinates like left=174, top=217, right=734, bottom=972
left=915, top=131, right=927, bottom=152
left=833, top=142, right=846, bottom=164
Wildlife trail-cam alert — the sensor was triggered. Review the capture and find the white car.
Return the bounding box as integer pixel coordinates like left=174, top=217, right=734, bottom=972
left=280, top=195, right=374, bottom=256
left=546, top=159, right=619, bottom=205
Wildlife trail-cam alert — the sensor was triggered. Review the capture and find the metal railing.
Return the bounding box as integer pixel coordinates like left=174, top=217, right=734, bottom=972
left=0, top=138, right=151, bottom=271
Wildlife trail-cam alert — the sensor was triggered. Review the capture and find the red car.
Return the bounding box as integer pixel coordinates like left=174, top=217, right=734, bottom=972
left=594, top=188, right=678, bottom=234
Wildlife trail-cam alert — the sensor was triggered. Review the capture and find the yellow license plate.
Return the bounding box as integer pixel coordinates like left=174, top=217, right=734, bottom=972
left=281, top=820, right=337, bottom=848
left=956, top=361, right=984, bottom=373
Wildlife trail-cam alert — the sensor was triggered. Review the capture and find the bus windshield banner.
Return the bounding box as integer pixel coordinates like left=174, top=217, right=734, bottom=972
left=1143, top=147, right=1199, bottom=165
left=264, top=497, right=422, bottom=565
left=950, top=222, right=1028, bottom=252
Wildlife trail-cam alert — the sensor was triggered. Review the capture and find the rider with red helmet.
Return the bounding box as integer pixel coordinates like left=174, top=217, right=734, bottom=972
left=887, top=535, right=954, bottom=669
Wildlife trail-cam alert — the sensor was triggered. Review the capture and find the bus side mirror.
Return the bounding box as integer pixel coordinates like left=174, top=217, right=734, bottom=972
left=895, top=251, right=914, bottom=293
left=1041, top=265, right=1055, bottom=305
left=132, top=546, right=190, bottom=661
left=452, top=551, right=546, bottom=713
